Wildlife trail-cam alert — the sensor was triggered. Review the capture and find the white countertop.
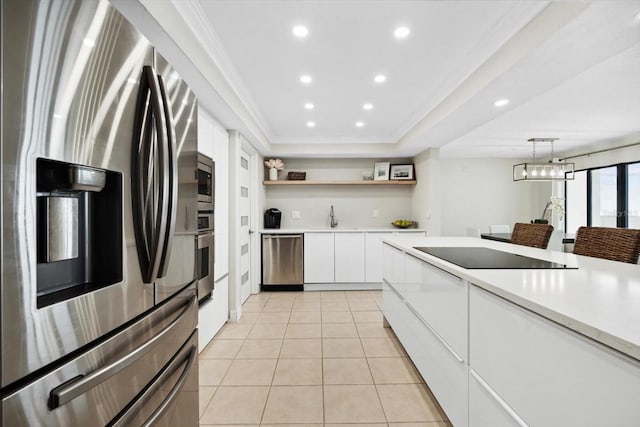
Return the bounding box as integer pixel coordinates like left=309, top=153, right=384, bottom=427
left=383, top=236, right=640, bottom=361
left=260, top=228, right=426, bottom=234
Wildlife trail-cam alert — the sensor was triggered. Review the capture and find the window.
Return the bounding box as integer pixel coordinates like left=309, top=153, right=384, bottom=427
left=565, top=161, right=639, bottom=233
left=629, top=163, right=640, bottom=228
left=590, top=167, right=617, bottom=227
left=566, top=170, right=587, bottom=233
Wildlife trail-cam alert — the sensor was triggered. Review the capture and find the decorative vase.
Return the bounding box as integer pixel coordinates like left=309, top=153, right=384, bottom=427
left=269, top=168, right=278, bottom=181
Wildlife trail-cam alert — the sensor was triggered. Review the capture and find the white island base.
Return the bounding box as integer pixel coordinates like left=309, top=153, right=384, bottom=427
left=382, top=236, right=640, bottom=427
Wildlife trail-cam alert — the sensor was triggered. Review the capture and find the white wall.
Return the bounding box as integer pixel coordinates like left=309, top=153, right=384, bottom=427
left=264, top=158, right=414, bottom=228
left=411, top=150, right=550, bottom=237
left=412, top=149, right=442, bottom=236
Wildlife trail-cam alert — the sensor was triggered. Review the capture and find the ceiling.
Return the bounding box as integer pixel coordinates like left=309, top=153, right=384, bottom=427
left=176, top=0, right=640, bottom=158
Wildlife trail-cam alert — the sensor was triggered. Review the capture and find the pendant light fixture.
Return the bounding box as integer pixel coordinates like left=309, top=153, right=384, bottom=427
left=513, top=138, right=575, bottom=181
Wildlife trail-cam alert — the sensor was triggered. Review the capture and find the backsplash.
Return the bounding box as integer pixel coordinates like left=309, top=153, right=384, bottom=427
left=264, top=185, right=413, bottom=228
left=263, top=158, right=415, bottom=228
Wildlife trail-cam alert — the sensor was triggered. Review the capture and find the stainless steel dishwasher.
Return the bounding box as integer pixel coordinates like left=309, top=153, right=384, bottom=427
left=262, top=234, right=304, bottom=291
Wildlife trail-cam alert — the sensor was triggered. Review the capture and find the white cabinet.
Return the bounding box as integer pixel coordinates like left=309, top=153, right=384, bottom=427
left=469, top=285, right=640, bottom=427
left=197, top=109, right=229, bottom=350
left=382, top=242, right=405, bottom=285
left=469, top=367, right=525, bottom=427
left=382, top=255, right=469, bottom=427
left=410, top=255, right=468, bottom=359
left=335, top=233, right=365, bottom=282
left=365, top=232, right=393, bottom=282
left=304, top=233, right=334, bottom=283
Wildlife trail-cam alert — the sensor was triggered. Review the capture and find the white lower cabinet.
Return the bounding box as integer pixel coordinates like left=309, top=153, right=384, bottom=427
left=383, top=255, right=468, bottom=427
left=303, top=233, right=334, bottom=283
left=469, top=367, right=525, bottom=427
left=334, top=233, right=365, bottom=282
left=383, top=249, right=640, bottom=427
left=408, top=254, right=468, bottom=358
left=382, top=242, right=405, bottom=285
left=365, top=232, right=393, bottom=282
left=469, top=286, right=640, bottom=427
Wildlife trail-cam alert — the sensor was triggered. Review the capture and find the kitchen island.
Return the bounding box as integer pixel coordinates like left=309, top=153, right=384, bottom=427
left=382, top=236, right=640, bottom=427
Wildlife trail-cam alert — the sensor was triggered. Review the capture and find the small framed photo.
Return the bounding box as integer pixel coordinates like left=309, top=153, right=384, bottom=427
left=373, top=162, right=390, bottom=181
left=390, top=164, right=415, bottom=180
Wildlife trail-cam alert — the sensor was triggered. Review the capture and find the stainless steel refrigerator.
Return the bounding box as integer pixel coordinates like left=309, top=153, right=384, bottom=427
left=1, top=0, right=199, bottom=425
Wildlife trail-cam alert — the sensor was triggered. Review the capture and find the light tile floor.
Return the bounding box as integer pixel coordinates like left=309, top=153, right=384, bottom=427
left=199, top=290, right=451, bottom=427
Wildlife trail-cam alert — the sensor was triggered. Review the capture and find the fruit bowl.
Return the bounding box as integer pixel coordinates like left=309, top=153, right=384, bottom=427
left=391, top=220, right=417, bottom=229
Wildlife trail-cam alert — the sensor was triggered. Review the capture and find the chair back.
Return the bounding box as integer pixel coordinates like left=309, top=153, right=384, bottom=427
left=511, top=223, right=554, bottom=249
left=489, top=224, right=510, bottom=233
left=573, top=226, right=640, bottom=264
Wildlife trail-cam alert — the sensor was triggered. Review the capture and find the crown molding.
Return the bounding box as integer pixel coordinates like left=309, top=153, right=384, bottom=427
left=170, top=0, right=272, bottom=140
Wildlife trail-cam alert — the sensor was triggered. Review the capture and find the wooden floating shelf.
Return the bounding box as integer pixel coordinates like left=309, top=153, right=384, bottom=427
left=263, top=180, right=417, bottom=186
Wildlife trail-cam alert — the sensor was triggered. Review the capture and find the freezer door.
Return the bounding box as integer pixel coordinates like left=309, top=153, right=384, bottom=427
left=1, top=0, right=156, bottom=387
left=2, top=286, right=198, bottom=427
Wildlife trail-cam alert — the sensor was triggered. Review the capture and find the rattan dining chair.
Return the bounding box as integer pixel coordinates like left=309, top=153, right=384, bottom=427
left=510, top=223, right=554, bottom=249
left=573, top=226, right=640, bottom=264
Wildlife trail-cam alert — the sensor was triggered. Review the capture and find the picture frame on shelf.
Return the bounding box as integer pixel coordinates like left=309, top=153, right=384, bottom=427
left=390, top=164, right=415, bottom=180
left=373, top=162, right=390, bottom=181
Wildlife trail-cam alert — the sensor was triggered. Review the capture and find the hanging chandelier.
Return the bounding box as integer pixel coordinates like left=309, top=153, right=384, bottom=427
left=513, top=138, right=575, bottom=182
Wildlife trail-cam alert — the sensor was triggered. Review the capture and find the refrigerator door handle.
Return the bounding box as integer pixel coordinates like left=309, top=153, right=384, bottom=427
left=132, top=65, right=170, bottom=283
left=110, top=341, right=197, bottom=427
left=48, top=295, right=196, bottom=410
left=156, top=73, right=178, bottom=278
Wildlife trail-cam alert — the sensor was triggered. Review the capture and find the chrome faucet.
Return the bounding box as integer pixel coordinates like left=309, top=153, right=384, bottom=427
left=330, top=205, right=338, bottom=228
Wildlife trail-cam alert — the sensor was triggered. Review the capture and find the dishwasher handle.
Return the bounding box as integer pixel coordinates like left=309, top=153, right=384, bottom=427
left=262, top=234, right=303, bottom=239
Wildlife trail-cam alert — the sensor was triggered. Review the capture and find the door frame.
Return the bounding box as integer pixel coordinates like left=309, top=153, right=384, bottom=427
left=228, top=131, right=260, bottom=321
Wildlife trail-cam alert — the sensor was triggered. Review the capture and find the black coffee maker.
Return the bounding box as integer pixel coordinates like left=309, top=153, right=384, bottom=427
left=264, top=208, right=282, bottom=229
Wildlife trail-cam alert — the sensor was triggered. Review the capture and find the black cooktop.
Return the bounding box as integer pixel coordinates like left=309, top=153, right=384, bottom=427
left=413, top=247, right=576, bottom=269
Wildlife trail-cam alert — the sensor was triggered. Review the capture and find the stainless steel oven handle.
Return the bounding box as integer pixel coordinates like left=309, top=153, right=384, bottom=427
left=110, top=342, right=197, bottom=427
left=49, top=295, right=196, bottom=409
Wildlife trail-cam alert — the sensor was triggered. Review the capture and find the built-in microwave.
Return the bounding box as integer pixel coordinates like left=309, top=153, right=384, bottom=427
left=197, top=154, right=214, bottom=212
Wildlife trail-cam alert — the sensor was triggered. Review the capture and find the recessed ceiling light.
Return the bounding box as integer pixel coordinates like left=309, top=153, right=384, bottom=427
left=306, top=121, right=315, bottom=128
left=53, top=113, right=63, bottom=119
left=363, top=103, right=373, bottom=111
left=82, top=38, right=95, bottom=47
left=635, top=10, right=640, bottom=22
left=127, top=78, right=138, bottom=84
left=374, top=74, right=386, bottom=83
left=394, top=26, right=410, bottom=39
left=494, top=99, right=509, bottom=107
left=292, top=25, right=309, bottom=38
left=304, top=102, right=314, bottom=110
left=355, top=121, right=364, bottom=128
left=300, top=75, right=312, bottom=84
